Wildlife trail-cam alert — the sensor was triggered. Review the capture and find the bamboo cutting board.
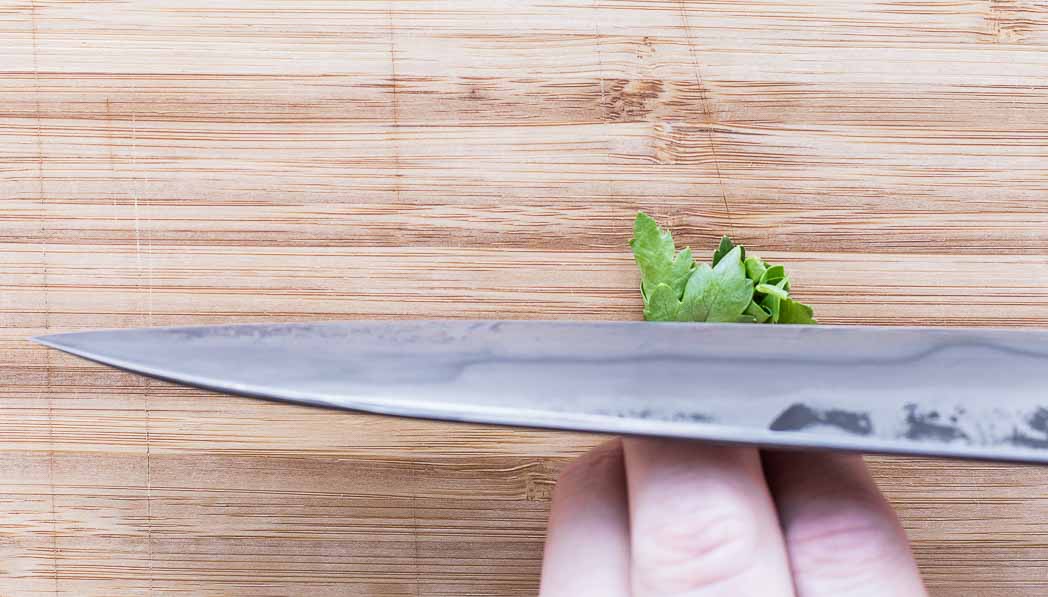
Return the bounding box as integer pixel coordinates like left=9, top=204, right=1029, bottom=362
left=4, top=0, right=1048, bottom=594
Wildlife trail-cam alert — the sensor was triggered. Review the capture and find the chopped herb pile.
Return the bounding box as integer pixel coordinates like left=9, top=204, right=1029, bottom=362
left=629, top=212, right=815, bottom=324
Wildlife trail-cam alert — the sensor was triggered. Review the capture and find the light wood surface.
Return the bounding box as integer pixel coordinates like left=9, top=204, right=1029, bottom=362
left=4, top=0, right=1048, bottom=594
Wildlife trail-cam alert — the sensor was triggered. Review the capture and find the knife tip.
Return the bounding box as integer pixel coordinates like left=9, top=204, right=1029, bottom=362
left=30, top=331, right=100, bottom=353
left=31, top=333, right=86, bottom=354
left=30, top=334, right=62, bottom=348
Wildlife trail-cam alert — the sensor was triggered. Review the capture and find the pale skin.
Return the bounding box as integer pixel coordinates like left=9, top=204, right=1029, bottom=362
left=540, top=439, right=929, bottom=597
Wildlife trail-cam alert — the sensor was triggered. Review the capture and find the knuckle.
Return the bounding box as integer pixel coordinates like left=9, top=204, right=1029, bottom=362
left=785, top=507, right=904, bottom=581
left=632, top=498, right=759, bottom=594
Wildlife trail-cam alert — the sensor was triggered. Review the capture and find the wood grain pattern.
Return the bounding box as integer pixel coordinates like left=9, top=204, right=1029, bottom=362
left=3, top=0, right=1048, bottom=594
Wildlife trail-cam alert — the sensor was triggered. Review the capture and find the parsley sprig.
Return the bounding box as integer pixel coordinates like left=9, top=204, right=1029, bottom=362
left=630, top=212, right=816, bottom=324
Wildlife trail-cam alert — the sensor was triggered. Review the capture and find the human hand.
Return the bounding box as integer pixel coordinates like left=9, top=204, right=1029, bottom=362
left=540, top=438, right=928, bottom=597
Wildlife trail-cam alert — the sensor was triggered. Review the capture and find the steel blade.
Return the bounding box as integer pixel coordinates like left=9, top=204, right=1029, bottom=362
left=32, top=320, right=1048, bottom=463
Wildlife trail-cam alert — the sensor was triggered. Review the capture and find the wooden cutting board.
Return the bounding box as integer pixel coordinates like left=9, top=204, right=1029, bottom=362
left=4, top=0, right=1048, bottom=594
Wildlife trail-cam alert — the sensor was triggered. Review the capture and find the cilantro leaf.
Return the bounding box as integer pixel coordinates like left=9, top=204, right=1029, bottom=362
left=630, top=213, right=695, bottom=301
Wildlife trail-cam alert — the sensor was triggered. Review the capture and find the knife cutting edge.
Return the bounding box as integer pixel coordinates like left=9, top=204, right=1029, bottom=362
left=32, top=320, right=1048, bottom=464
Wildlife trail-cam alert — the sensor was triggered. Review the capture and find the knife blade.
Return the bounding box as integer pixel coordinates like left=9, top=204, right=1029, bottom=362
left=32, top=320, right=1048, bottom=463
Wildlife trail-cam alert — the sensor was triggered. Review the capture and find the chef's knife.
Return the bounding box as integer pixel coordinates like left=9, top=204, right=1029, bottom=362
left=32, top=320, right=1048, bottom=463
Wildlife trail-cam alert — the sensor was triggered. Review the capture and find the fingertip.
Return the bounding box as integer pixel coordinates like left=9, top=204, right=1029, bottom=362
left=540, top=439, right=630, bottom=597
left=556, top=439, right=624, bottom=488
left=762, top=451, right=928, bottom=597
left=622, top=439, right=794, bottom=597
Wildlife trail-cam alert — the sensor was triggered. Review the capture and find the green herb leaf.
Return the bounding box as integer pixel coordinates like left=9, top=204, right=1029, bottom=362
left=712, top=235, right=745, bottom=267
left=777, top=298, right=817, bottom=324
left=744, top=300, right=771, bottom=323
left=643, top=283, right=682, bottom=321
left=759, top=265, right=789, bottom=290
left=682, top=246, right=753, bottom=322
left=630, top=213, right=695, bottom=300
left=676, top=274, right=708, bottom=322
left=631, top=212, right=815, bottom=325
left=755, top=282, right=789, bottom=300
left=760, top=292, right=782, bottom=323
left=744, top=256, right=767, bottom=282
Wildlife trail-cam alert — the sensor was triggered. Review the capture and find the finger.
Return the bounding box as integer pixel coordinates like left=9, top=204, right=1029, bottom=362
left=762, top=452, right=928, bottom=597
left=539, top=439, right=630, bottom=597
left=623, top=439, right=795, bottom=597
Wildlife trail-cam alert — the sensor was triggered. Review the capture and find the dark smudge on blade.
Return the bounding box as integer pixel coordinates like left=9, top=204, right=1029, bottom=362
left=1010, top=408, right=1048, bottom=449
left=769, top=403, right=873, bottom=435
left=590, top=408, right=712, bottom=423
left=902, top=403, right=969, bottom=442
left=1030, top=408, right=1048, bottom=433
